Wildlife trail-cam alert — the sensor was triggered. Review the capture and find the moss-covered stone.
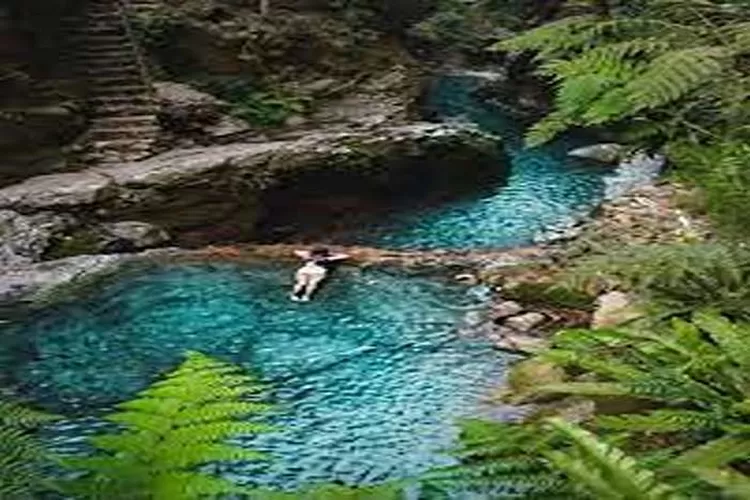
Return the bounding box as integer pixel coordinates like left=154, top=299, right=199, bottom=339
left=506, top=358, right=566, bottom=401
left=45, top=230, right=101, bottom=259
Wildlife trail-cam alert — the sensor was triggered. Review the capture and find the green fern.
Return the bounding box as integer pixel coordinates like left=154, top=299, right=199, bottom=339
left=544, top=418, right=682, bottom=500
left=63, top=351, right=275, bottom=500
left=494, top=0, right=750, bottom=146
left=0, top=399, right=58, bottom=499
left=561, top=242, right=750, bottom=319
left=254, top=483, right=406, bottom=499
left=427, top=419, right=573, bottom=498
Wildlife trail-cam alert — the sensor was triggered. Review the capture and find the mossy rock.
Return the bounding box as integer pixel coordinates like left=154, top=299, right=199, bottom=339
left=506, top=358, right=566, bottom=401
left=503, top=281, right=596, bottom=311
left=45, top=230, right=101, bottom=259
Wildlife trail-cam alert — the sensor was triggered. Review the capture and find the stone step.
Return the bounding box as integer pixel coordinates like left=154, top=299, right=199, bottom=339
left=89, top=95, right=155, bottom=106
left=90, top=138, right=156, bottom=151
left=84, top=58, right=141, bottom=68
left=85, top=11, right=123, bottom=20
left=89, top=126, right=160, bottom=141
left=88, top=74, right=145, bottom=87
left=71, top=34, right=130, bottom=44
left=90, top=85, right=152, bottom=97
left=93, top=103, right=159, bottom=117
left=92, top=115, right=158, bottom=127
left=81, top=63, right=142, bottom=75
left=79, top=45, right=136, bottom=55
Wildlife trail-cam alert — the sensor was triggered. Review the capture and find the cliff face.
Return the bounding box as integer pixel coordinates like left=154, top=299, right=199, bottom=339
left=0, top=123, right=506, bottom=261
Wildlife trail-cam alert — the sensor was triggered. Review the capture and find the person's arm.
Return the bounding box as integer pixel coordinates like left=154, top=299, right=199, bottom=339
left=294, top=250, right=311, bottom=259
left=326, top=253, right=350, bottom=261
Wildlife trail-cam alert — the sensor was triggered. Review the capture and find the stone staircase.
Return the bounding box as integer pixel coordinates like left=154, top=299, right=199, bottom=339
left=68, top=0, right=161, bottom=165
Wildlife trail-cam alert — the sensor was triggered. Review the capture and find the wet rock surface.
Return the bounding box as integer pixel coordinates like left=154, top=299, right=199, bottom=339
left=0, top=210, right=75, bottom=266
left=97, top=221, right=172, bottom=252
left=0, top=123, right=501, bottom=247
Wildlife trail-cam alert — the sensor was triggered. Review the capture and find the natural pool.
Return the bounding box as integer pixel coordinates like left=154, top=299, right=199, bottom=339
left=0, top=262, right=517, bottom=489
left=0, top=75, right=659, bottom=493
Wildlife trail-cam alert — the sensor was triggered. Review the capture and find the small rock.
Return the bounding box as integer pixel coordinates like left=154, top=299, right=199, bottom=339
left=204, top=115, right=252, bottom=140
left=592, top=291, right=642, bottom=328
left=301, top=78, right=338, bottom=96
left=454, top=273, right=478, bottom=285
left=508, top=359, right=566, bottom=396
left=504, top=312, right=547, bottom=332
left=490, top=300, right=524, bottom=322
left=463, top=310, right=484, bottom=327
left=98, top=221, right=171, bottom=252
left=284, top=115, right=308, bottom=128
left=568, top=143, right=625, bottom=164
left=494, top=333, right=550, bottom=355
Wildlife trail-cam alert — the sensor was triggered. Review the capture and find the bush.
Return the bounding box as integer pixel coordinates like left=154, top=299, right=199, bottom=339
left=670, top=141, right=750, bottom=238
left=194, top=77, right=310, bottom=127
left=562, top=242, right=750, bottom=320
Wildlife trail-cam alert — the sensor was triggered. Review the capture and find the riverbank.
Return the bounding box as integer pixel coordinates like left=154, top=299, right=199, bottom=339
left=472, top=180, right=713, bottom=356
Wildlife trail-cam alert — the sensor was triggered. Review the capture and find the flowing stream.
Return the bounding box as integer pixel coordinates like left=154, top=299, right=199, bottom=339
left=302, top=75, right=660, bottom=249
left=0, top=75, right=658, bottom=491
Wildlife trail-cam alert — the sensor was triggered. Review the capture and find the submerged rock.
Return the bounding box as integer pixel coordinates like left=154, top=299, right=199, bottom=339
left=568, top=143, right=626, bottom=164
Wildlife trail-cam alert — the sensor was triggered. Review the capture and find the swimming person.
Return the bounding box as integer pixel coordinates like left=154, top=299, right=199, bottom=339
left=291, top=247, right=350, bottom=301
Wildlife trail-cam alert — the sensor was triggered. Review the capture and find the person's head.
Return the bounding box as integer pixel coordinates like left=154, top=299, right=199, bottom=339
left=310, top=247, right=331, bottom=259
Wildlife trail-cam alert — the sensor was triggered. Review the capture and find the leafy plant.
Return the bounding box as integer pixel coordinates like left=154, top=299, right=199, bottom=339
left=0, top=398, right=58, bottom=499
left=427, top=418, right=570, bottom=498
left=562, top=242, right=750, bottom=319
left=523, top=313, right=750, bottom=486
left=64, top=351, right=274, bottom=500
left=195, top=77, right=309, bottom=127
left=256, top=482, right=406, bottom=499
left=544, top=417, right=682, bottom=500
left=493, top=0, right=750, bottom=147
left=669, top=140, right=750, bottom=237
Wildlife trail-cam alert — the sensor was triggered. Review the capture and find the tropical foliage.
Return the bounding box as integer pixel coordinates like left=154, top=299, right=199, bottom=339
left=63, top=351, right=274, bottom=500
left=493, top=0, right=750, bottom=147
left=434, top=312, right=750, bottom=498
left=562, top=242, right=750, bottom=319
left=0, top=399, right=58, bottom=499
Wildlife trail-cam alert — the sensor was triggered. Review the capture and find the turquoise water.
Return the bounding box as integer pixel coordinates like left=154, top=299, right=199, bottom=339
left=328, top=75, right=655, bottom=249
left=0, top=76, right=655, bottom=492
left=1, top=263, right=516, bottom=489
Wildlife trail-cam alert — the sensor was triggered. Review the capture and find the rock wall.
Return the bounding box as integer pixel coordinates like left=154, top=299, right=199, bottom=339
left=0, top=123, right=504, bottom=256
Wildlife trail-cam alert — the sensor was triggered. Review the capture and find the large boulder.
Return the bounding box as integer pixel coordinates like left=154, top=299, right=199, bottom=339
left=0, top=123, right=506, bottom=248
left=0, top=254, right=125, bottom=306
left=0, top=210, right=74, bottom=266
left=155, top=81, right=237, bottom=135
left=97, top=221, right=172, bottom=252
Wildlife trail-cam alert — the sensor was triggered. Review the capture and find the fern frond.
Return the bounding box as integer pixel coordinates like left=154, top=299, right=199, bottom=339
left=525, top=382, right=633, bottom=399
left=621, top=47, right=728, bottom=112
left=545, top=418, right=682, bottom=500
left=0, top=399, right=58, bottom=499
left=673, top=435, right=750, bottom=469
left=494, top=15, right=601, bottom=56
left=63, top=351, right=275, bottom=500
left=691, top=311, right=750, bottom=369
left=595, top=410, right=723, bottom=433
left=689, top=467, right=750, bottom=497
